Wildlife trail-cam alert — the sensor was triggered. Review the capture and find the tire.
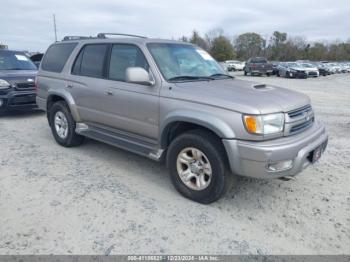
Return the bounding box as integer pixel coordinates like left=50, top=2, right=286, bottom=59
left=266, top=73, right=270, bottom=77
left=244, top=70, right=247, bottom=76
left=49, top=101, right=84, bottom=147
left=167, top=129, right=235, bottom=204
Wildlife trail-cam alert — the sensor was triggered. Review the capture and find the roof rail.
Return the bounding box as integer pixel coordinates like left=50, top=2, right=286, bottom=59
left=97, top=33, right=147, bottom=39
left=62, top=36, right=94, bottom=41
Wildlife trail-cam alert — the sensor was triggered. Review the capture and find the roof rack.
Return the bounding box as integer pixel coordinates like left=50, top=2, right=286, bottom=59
left=97, top=33, right=147, bottom=39
left=62, top=36, right=95, bottom=41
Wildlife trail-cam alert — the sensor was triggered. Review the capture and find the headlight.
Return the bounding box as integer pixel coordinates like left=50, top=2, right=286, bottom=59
left=0, top=79, right=11, bottom=90
left=243, top=113, right=284, bottom=135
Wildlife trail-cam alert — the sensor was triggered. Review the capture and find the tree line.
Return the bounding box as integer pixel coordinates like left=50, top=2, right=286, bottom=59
left=180, top=29, right=350, bottom=62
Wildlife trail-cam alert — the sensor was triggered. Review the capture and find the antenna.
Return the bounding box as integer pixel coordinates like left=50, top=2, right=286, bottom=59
left=53, top=14, right=57, bottom=42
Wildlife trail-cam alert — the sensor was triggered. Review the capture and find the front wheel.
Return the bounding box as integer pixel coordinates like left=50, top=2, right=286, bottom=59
left=167, top=130, right=235, bottom=204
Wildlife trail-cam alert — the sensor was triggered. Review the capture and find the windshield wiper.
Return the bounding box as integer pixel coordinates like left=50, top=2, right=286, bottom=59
left=209, top=73, right=234, bottom=79
left=168, top=75, right=214, bottom=82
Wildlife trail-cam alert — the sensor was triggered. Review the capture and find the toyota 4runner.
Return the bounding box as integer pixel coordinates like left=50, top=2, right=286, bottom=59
left=36, top=33, right=328, bottom=204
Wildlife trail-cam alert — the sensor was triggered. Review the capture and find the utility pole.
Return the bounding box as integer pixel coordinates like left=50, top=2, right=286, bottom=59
left=53, top=14, right=57, bottom=42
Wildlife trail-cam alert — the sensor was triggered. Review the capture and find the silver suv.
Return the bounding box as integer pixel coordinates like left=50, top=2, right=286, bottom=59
left=36, top=33, right=328, bottom=203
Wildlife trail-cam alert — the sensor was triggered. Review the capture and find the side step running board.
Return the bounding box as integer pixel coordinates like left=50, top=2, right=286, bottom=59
left=76, top=123, right=163, bottom=161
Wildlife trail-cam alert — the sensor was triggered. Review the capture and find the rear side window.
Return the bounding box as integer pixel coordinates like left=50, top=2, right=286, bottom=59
left=41, top=43, right=77, bottom=72
left=72, top=44, right=107, bottom=78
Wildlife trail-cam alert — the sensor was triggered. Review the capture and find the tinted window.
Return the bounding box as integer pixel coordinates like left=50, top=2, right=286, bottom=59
left=108, top=44, right=149, bottom=81
left=72, top=50, right=83, bottom=75
left=77, top=44, right=107, bottom=78
left=0, top=51, right=37, bottom=70
left=41, top=43, right=77, bottom=72
left=251, top=58, right=267, bottom=63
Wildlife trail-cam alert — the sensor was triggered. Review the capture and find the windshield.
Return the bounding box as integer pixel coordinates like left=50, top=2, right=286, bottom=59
left=147, top=43, right=226, bottom=81
left=0, top=51, right=37, bottom=70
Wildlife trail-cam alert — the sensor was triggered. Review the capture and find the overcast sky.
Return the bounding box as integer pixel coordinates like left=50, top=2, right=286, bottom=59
left=1, top=0, right=349, bottom=52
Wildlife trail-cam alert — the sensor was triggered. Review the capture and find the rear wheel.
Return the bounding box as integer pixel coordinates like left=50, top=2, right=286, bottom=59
left=49, top=101, right=84, bottom=147
left=167, top=130, right=235, bottom=204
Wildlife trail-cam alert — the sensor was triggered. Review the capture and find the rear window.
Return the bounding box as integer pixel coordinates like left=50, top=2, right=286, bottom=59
left=41, top=43, right=77, bottom=73
left=72, top=44, right=107, bottom=78
left=251, top=58, right=267, bottom=63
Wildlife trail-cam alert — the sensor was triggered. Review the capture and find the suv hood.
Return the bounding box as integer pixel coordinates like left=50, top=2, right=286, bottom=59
left=170, top=79, right=310, bottom=114
left=0, top=70, right=37, bottom=81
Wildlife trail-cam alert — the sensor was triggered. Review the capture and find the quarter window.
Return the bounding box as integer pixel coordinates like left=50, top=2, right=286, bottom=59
left=41, top=43, right=77, bottom=73
left=108, top=44, right=149, bottom=81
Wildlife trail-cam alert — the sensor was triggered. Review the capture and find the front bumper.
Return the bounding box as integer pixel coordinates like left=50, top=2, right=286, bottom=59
left=223, top=121, right=328, bottom=179
left=0, top=90, right=37, bottom=111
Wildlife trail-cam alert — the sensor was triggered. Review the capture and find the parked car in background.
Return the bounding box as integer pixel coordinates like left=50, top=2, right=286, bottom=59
left=244, top=57, right=273, bottom=76
left=36, top=33, right=328, bottom=203
left=225, top=60, right=245, bottom=71
left=271, top=61, right=281, bottom=75
left=0, top=49, right=38, bottom=113
left=277, top=62, right=308, bottom=79
left=298, top=63, right=319, bottom=77
left=30, top=53, right=44, bottom=68
left=313, top=63, right=331, bottom=76
left=219, top=62, right=228, bottom=72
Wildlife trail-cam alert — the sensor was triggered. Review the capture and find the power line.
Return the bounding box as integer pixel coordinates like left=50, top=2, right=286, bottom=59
left=53, top=14, right=57, bottom=42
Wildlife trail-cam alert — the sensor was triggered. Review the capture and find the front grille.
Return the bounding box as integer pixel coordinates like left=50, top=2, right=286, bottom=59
left=290, top=118, right=314, bottom=133
left=285, top=105, right=314, bottom=136
left=15, top=82, right=35, bottom=90
left=288, top=105, right=312, bottom=118
left=308, top=71, right=318, bottom=76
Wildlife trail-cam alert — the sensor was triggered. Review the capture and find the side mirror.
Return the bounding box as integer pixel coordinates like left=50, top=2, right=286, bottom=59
left=125, top=67, right=154, bottom=86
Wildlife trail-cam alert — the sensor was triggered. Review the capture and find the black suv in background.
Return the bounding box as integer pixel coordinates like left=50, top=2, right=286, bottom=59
left=244, top=57, right=273, bottom=76
left=0, top=50, right=37, bottom=112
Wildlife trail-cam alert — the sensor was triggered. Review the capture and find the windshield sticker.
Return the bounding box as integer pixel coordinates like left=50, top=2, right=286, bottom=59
left=196, top=49, right=214, bottom=61
left=15, top=55, right=29, bottom=61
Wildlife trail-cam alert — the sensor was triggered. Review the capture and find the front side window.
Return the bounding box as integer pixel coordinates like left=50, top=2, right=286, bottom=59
left=147, top=43, right=225, bottom=81
left=0, top=51, right=37, bottom=70
left=72, top=44, right=107, bottom=78
left=108, top=44, right=149, bottom=81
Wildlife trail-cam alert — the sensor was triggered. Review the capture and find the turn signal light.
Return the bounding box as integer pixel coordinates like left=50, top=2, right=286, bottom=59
left=244, top=116, right=257, bottom=133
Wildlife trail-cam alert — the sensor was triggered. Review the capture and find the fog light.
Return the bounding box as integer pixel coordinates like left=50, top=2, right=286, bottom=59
left=267, top=160, right=293, bottom=172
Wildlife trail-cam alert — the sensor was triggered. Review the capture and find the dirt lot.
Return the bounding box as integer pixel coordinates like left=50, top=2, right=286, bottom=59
left=0, top=73, right=349, bottom=255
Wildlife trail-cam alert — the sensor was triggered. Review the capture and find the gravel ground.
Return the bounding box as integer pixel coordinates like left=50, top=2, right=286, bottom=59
left=0, top=73, right=349, bottom=255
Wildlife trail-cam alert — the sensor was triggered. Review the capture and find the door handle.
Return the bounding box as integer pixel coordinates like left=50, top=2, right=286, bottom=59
left=105, top=91, right=114, bottom=96
left=66, top=84, right=74, bottom=89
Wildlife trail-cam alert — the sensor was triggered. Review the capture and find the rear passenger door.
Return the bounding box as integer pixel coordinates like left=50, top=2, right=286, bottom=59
left=69, top=44, right=110, bottom=124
